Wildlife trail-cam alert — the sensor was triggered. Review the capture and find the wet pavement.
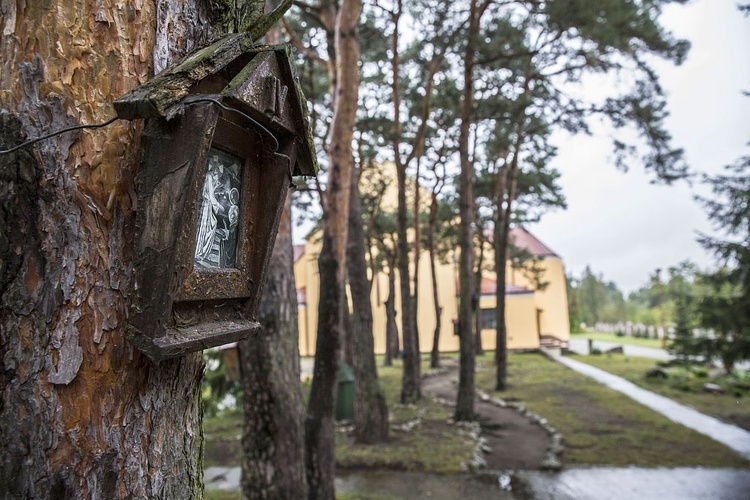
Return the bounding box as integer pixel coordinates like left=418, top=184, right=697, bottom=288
left=518, top=467, right=750, bottom=500
left=206, top=466, right=750, bottom=499
left=551, top=353, right=750, bottom=460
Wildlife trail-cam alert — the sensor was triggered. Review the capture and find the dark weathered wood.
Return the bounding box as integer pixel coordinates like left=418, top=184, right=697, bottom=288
left=152, top=321, right=261, bottom=360
left=114, top=33, right=254, bottom=119
left=127, top=44, right=316, bottom=361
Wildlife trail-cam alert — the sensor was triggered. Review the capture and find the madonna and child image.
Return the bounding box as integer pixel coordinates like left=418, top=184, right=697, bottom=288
left=194, top=148, right=242, bottom=269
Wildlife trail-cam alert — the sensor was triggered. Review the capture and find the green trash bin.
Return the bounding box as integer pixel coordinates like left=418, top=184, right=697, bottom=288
left=335, top=363, right=355, bottom=421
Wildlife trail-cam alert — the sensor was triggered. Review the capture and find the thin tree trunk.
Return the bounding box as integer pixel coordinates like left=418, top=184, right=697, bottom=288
left=391, top=1, right=421, bottom=403
left=455, top=0, right=481, bottom=422
left=305, top=234, right=341, bottom=499
left=0, top=2, right=217, bottom=497
left=493, top=168, right=509, bottom=390
left=494, top=81, right=530, bottom=391
left=428, top=193, right=443, bottom=368
left=305, top=0, right=362, bottom=496
left=474, top=239, right=485, bottom=356
left=384, top=264, right=399, bottom=367
left=347, top=167, right=389, bottom=443
left=412, top=160, right=422, bottom=358
left=240, top=193, right=307, bottom=498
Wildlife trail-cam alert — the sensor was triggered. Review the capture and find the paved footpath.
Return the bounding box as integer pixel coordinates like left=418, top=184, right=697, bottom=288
left=548, top=352, right=750, bottom=460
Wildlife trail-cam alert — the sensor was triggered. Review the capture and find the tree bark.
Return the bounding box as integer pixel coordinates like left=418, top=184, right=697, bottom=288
left=347, top=167, right=389, bottom=443
left=384, top=263, right=399, bottom=367
left=239, top=193, right=307, bottom=499
left=455, top=0, right=481, bottom=422
left=412, top=160, right=422, bottom=358
left=391, top=1, right=421, bottom=403
left=494, top=80, right=530, bottom=391
left=305, top=0, right=362, bottom=496
left=0, top=1, right=217, bottom=497
left=428, top=192, right=443, bottom=368
left=474, top=238, right=485, bottom=356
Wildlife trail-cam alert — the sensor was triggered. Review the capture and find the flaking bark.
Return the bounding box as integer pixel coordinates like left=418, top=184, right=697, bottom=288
left=0, top=2, right=244, bottom=497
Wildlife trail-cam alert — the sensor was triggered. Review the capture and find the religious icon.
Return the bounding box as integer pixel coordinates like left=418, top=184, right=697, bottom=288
left=194, top=148, right=242, bottom=269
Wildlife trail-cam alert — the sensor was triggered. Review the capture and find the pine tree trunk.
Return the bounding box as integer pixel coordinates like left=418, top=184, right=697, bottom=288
left=240, top=193, right=307, bottom=498
left=412, top=160, right=422, bottom=358
left=390, top=0, right=420, bottom=403
left=494, top=89, right=528, bottom=391
left=494, top=220, right=509, bottom=391
left=305, top=0, right=362, bottom=496
left=0, top=1, right=220, bottom=497
left=474, top=241, right=485, bottom=356
left=347, top=168, right=389, bottom=443
left=384, top=265, right=399, bottom=367
left=428, top=194, right=442, bottom=368
left=455, top=0, right=479, bottom=422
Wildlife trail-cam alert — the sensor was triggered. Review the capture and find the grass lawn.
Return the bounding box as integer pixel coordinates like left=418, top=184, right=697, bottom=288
left=475, top=352, right=748, bottom=468
left=206, top=350, right=749, bottom=480
left=333, top=360, right=476, bottom=473
left=203, top=358, right=476, bottom=474
left=572, top=331, right=664, bottom=349
left=570, top=353, right=750, bottom=431
left=204, top=491, right=240, bottom=500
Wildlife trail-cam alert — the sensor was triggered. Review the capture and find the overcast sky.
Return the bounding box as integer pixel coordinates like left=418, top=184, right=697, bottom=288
left=528, top=0, right=750, bottom=294
left=292, top=0, right=749, bottom=295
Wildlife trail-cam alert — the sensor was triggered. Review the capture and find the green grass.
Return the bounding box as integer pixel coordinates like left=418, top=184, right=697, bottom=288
left=570, top=353, right=750, bottom=431
left=203, top=357, right=476, bottom=474
left=572, top=330, right=664, bottom=349
left=204, top=490, right=241, bottom=500
left=475, top=352, right=748, bottom=468
left=333, top=359, right=475, bottom=473
left=203, top=409, right=243, bottom=467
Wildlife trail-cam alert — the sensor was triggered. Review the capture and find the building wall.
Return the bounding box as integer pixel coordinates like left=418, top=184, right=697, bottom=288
left=506, top=257, right=571, bottom=343
left=295, top=230, right=570, bottom=356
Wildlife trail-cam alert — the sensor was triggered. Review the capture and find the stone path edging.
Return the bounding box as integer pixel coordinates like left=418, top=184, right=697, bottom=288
left=476, top=388, right=564, bottom=471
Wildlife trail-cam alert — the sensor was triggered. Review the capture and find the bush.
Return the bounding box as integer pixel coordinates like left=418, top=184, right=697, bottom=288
left=692, top=367, right=709, bottom=379
left=591, top=348, right=603, bottom=355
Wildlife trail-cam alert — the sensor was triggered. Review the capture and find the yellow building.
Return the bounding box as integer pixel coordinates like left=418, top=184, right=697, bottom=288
left=294, top=226, right=570, bottom=356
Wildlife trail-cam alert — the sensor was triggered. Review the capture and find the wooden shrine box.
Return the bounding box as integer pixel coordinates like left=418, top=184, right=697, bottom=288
left=114, top=35, right=317, bottom=362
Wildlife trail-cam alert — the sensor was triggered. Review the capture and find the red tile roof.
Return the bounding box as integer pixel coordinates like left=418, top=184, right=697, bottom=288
left=508, top=227, right=558, bottom=258
left=484, top=227, right=557, bottom=257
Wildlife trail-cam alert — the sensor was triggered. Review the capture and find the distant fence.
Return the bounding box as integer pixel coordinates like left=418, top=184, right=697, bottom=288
left=590, top=322, right=712, bottom=340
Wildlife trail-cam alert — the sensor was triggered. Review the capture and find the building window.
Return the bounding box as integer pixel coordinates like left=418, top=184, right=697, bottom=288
left=480, top=308, right=496, bottom=330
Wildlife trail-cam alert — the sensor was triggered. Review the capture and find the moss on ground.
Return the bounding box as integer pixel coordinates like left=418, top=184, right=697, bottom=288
left=204, top=351, right=749, bottom=477
left=475, top=352, right=748, bottom=468
left=334, top=360, right=475, bottom=473
left=203, top=358, right=475, bottom=473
